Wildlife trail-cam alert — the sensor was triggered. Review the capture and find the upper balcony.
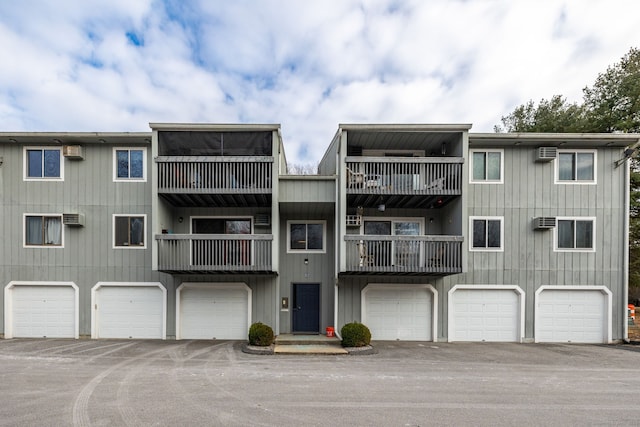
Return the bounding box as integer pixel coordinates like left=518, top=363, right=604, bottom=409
left=345, top=156, right=463, bottom=209
left=156, top=156, right=273, bottom=207
left=152, top=126, right=280, bottom=208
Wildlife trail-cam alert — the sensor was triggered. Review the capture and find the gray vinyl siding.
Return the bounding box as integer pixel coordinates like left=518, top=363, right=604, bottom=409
left=279, top=176, right=336, bottom=204
left=458, top=146, right=626, bottom=340
left=335, top=145, right=628, bottom=341
left=278, top=213, right=335, bottom=334
left=0, top=142, right=175, bottom=337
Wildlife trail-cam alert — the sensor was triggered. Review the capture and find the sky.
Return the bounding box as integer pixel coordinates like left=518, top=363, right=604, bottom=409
left=1, top=1, right=639, bottom=165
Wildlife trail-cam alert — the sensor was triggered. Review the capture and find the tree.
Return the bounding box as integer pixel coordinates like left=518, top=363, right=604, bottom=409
left=583, top=47, right=640, bottom=133
left=496, top=47, right=640, bottom=294
left=496, top=47, right=640, bottom=134
left=286, top=162, right=319, bottom=175
left=494, top=95, right=587, bottom=133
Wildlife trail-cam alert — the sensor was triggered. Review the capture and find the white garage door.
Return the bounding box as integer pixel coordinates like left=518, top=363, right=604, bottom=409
left=95, top=285, right=165, bottom=339
left=450, top=288, right=521, bottom=342
left=363, top=286, right=432, bottom=341
left=536, top=289, right=607, bottom=343
left=11, top=285, right=76, bottom=338
left=179, top=285, right=249, bottom=340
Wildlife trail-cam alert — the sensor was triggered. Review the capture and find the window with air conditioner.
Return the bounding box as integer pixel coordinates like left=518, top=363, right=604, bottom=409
left=24, top=147, right=63, bottom=181
left=556, top=150, right=596, bottom=184
left=555, top=217, right=595, bottom=252
left=24, top=214, right=63, bottom=247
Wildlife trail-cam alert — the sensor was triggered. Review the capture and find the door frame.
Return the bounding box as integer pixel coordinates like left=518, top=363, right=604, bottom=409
left=291, top=283, right=321, bottom=334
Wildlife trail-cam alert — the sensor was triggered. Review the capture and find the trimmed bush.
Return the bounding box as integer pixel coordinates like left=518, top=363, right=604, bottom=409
left=248, top=322, right=274, bottom=346
left=340, top=322, right=371, bottom=347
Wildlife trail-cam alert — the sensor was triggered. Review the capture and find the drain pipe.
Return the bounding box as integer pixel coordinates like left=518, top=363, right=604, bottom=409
left=624, top=158, right=630, bottom=343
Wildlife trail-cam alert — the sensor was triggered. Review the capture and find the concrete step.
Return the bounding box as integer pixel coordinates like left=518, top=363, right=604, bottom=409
left=275, top=334, right=340, bottom=346
left=274, top=334, right=347, bottom=355
left=274, top=344, right=348, bottom=355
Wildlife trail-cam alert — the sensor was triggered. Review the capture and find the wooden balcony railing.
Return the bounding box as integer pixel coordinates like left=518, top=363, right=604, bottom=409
left=344, top=235, right=463, bottom=274
left=156, top=234, right=273, bottom=272
left=346, top=156, right=463, bottom=195
left=156, top=156, right=273, bottom=193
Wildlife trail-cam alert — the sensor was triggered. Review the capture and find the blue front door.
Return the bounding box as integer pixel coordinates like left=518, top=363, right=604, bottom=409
left=292, top=283, right=320, bottom=334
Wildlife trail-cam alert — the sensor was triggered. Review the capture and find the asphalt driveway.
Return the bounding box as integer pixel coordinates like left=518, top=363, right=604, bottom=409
left=1, top=339, right=639, bottom=426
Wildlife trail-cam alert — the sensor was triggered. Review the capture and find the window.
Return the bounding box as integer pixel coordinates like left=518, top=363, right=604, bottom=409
left=24, top=147, right=63, bottom=180
left=24, top=214, right=63, bottom=247
left=555, top=217, right=595, bottom=251
left=470, top=217, right=503, bottom=251
left=288, top=221, right=325, bottom=252
left=114, top=148, right=146, bottom=181
left=470, top=149, right=503, bottom=183
left=114, top=215, right=146, bottom=248
left=556, top=150, right=596, bottom=183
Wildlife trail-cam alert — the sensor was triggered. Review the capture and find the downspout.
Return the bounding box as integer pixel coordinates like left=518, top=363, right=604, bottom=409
left=334, top=131, right=342, bottom=339
left=624, top=158, right=630, bottom=342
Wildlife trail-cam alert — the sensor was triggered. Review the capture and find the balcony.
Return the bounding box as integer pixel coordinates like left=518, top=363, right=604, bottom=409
left=343, top=235, right=463, bottom=275
left=156, top=156, right=273, bottom=207
left=156, top=234, right=273, bottom=273
left=346, top=156, right=463, bottom=208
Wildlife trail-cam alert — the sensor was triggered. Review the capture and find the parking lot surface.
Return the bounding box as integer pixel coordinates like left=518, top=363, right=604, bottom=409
left=1, top=339, right=639, bottom=426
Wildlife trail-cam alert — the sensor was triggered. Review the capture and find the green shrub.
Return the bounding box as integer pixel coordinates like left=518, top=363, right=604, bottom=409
left=340, top=322, right=371, bottom=347
left=248, top=322, right=274, bottom=346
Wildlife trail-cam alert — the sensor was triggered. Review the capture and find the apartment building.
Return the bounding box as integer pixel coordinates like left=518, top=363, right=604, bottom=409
left=1, top=124, right=637, bottom=343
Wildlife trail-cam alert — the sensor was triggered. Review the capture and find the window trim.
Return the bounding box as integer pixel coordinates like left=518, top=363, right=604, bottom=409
left=23, top=213, right=64, bottom=248
left=113, top=214, right=147, bottom=249
left=23, top=147, right=64, bottom=181
left=554, top=149, right=597, bottom=185
left=287, top=220, right=327, bottom=253
left=554, top=216, right=596, bottom=252
left=469, top=149, right=503, bottom=184
left=113, top=147, right=147, bottom=182
left=469, top=216, right=504, bottom=252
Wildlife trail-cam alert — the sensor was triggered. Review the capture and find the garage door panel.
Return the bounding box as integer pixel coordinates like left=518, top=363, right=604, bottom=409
left=96, top=286, right=164, bottom=339
left=451, top=289, right=520, bottom=342
left=180, top=286, right=249, bottom=340
left=364, top=287, right=432, bottom=341
left=12, top=285, right=76, bottom=338
left=536, top=289, right=606, bottom=343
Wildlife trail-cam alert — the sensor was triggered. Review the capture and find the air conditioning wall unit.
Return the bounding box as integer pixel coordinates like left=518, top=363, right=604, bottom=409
left=63, top=213, right=85, bottom=227
left=533, top=217, right=556, bottom=230
left=63, top=145, right=84, bottom=160
left=254, top=214, right=271, bottom=226
left=536, top=147, right=557, bottom=162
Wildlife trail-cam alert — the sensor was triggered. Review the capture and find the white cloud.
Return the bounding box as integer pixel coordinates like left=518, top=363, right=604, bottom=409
left=0, top=0, right=639, bottom=164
